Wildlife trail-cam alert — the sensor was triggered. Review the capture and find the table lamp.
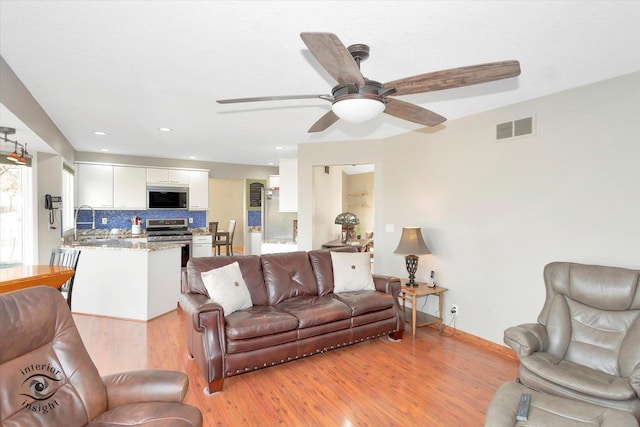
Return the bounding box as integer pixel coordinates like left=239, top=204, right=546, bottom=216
left=393, top=227, right=431, bottom=287
left=334, top=212, right=359, bottom=243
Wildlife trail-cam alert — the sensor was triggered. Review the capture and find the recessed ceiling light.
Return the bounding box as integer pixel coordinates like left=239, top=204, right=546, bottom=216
left=275, top=146, right=283, bottom=150
left=100, top=148, right=109, bottom=152
left=93, top=131, right=106, bottom=136
left=268, top=162, right=274, bottom=165
left=188, top=156, right=196, bottom=159
left=158, top=127, right=173, bottom=132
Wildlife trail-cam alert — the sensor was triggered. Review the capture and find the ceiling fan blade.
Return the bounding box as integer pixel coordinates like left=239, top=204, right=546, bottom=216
left=383, top=98, right=446, bottom=127
left=300, top=32, right=365, bottom=87
left=308, top=110, right=340, bottom=133
left=385, top=60, right=521, bottom=96
left=217, top=94, right=331, bottom=104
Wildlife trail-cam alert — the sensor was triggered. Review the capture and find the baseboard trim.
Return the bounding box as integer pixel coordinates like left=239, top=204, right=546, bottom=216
left=437, top=324, right=518, bottom=361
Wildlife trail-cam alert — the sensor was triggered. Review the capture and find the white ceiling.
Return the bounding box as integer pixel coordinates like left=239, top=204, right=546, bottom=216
left=1, top=1, right=639, bottom=166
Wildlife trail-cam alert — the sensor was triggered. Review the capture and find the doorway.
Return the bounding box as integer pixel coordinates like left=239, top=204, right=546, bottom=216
left=311, top=164, right=374, bottom=260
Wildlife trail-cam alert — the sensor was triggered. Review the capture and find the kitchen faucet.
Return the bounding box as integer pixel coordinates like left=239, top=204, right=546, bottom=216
left=74, top=205, right=95, bottom=240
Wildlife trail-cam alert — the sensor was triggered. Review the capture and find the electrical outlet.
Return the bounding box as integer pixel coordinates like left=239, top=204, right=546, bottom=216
left=451, top=304, right=459, bottom=316
left=101, top=218, right=107, bottom=225
left=189, top=217, right=193, bottom=224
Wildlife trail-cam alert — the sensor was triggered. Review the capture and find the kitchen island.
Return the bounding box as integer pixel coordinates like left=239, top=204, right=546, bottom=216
left=63, top=239, right=182, bottom=321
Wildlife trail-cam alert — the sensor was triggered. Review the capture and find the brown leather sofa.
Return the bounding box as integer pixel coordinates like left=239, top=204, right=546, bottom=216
left=0, top=286, right=203, bottom=426
left=503, top=262, right=640, bottom=417
left=179, top=249, right=405, bottom=394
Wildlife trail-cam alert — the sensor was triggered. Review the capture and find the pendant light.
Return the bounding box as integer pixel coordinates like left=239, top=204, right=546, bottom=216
left=7, top=141, right=19, bottom=162
left=1, top=126, right=30, bottom=166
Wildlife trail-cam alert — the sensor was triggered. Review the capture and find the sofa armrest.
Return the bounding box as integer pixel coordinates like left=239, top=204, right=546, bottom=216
left=102, top=369, right=188, bottom=410
left=373, top=274, right=401, bottom=297
left=372, top=274, right=405, bottom=334
left=180, top=291, right=227, bottom=385
left=180, top=291, right=226, bottom=333
left=503, top=323, right=548, bottom=358
left=181, top=267, right=188, bottom=293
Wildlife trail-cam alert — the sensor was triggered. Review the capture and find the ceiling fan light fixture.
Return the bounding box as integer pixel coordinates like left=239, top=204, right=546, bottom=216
left=331, top=97, right=385, bottom=123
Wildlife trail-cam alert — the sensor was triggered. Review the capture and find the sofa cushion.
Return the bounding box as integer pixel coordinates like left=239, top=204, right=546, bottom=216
left=262, top=252, right=319, bottom=306
left=330, top=251, right=375, bottom=293
left=308, top=247, right=358, bottom=296
left=333, top=290, right=394, bottom=316
left=201, top=262, right=253, bottom=316
left=226, top=330, right=299, bottom=354
left=225, top=306, right=299, bottom=340
left=187, top=256, right=268, bottom=305
left=276, top=295, right=351, bottom=329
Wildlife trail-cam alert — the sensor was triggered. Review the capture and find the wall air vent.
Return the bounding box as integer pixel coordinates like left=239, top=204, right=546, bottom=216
left=496, top=122, right=513, bottom=140
left=496, top=116, right=535, bottom=141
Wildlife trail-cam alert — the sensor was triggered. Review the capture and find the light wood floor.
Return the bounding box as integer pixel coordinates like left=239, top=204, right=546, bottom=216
left=74, top=309, right=518, bottom=426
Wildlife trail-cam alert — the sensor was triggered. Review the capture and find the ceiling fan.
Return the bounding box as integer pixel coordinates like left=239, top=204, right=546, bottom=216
left=217, top=32, right=521, bottom=133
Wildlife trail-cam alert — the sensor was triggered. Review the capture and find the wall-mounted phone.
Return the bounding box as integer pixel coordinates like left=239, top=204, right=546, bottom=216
left=45, top=194, right=62, bottom=229
left=45, top=194, right=61, bottom=210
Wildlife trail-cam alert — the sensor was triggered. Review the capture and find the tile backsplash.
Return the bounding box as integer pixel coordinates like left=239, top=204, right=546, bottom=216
left=247, top=210, right=261, bottom=227
left=75, top=209, right=206, bottom=230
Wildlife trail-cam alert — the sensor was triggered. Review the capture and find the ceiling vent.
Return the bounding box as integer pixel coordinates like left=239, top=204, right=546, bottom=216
left=496, top=116, right=535, bottom=141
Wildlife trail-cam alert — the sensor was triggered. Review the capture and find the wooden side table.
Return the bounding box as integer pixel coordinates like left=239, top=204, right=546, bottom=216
left=399, top=280, right=448, bottom=337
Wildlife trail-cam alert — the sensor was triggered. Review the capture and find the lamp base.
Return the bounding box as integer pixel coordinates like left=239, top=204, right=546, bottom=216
left=405, top=255, right=419, bottom=287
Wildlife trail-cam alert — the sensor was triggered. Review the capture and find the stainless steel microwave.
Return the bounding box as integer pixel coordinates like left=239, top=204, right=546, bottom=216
left=147, top=187, right=188, bottom=209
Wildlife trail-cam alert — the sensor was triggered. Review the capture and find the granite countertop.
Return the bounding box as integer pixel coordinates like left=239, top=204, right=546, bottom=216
left=191, top=228, right=213, bottom=236
left=64, top=228, right=189, bottom=251
left=61, top=240, right=185, bottom=252
left=74, top=228, right=148, bottom=239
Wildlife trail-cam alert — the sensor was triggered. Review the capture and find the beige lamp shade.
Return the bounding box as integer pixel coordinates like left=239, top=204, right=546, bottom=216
left=393, top=227, right=431, bottom=255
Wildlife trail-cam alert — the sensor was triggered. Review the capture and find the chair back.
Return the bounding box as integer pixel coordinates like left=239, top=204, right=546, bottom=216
left=228, top=220, right=236, bottom=242
left=540, top=262, right=640, bottom=377
left=208, top=222, right=218, bottom=235
left=0, top=286, right=108, bottom=425
left=209, top=222, right=218, bottom=246
left=49, top=248, right=81, bottom=309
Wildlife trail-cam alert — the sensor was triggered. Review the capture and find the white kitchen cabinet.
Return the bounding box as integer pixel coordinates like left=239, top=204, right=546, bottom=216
left=278, top=159, right=298, bottom=212
left=113, top=166, right=147, bottom=209
left=146, top=168, right=190, bottom=185
left=189, top=170, right=209, bottom=210
left=76, top=163, right=114, bottom=208
left=192, top=235, right=213, bottom=257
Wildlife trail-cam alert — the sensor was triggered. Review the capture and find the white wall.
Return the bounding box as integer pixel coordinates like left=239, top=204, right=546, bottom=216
left=311, top=165, right=344, bottom=248
left=299, top=71, right=640, bottom=345
left=36, top=152, right=64, bottom=263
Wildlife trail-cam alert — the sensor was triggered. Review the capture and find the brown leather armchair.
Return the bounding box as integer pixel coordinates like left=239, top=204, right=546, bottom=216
left=0, top=286, right=203, bottom=426
left=504, top=262, right=640, bottom=417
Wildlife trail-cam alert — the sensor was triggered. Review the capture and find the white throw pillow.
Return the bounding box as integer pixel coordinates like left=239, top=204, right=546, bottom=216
left=330, top=251, right=375, bottom=293
left=201, top=262, right=253, bottom=316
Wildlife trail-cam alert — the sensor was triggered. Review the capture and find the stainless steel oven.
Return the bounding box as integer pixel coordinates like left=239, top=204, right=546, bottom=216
left=146, top=218, right=192, bottom=268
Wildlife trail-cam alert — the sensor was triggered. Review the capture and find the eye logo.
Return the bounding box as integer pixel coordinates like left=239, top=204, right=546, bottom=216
left=18, top=363, right=64, bottom=415
left=21, top=374, right=61, bottom=400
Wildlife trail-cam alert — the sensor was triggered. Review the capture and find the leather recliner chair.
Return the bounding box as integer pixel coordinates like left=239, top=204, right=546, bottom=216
left=0, top=286, right=203, bottom=426
left=504, top=261, right=640, bottom=417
